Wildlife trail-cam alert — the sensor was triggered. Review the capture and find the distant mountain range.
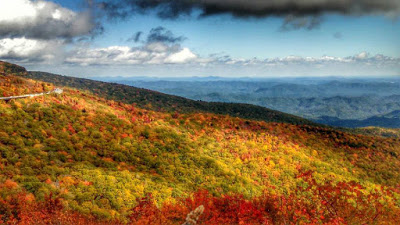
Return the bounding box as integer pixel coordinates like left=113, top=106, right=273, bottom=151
left=26, top=71, right=319, bottom=127
left=316, top=110, right=400, bottom=128
left=93, top=77, right=400, bottom=128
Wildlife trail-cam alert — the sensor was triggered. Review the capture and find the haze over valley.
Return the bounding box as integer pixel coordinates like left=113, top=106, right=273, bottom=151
left=96, top=76, right=400, bottom=128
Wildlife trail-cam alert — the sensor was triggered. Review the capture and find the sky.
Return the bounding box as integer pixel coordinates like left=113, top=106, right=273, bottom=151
left=0, top=0, right=399, bottom=77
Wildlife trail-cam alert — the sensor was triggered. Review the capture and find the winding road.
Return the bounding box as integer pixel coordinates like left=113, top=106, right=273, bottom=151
left=0, top=88, right=63, bottom=101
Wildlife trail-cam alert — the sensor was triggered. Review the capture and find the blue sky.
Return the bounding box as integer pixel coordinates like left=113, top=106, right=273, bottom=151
left=0, top=0, right=399, bottom=77
left=96, top=14, right=400, bottom=58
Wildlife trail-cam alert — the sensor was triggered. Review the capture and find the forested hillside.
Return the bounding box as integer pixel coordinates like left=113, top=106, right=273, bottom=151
left=0, top=61, right=27, bottom=76
left=355, top=127, right=400, bottom=138
left=1, top=62, right=400, bottom=224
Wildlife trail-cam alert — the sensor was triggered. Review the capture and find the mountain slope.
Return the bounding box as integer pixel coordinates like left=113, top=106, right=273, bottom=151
left=1, top=62, right=400, bottom=224
left=355, top=127, right=400, bottom=138
left=0, top=61, right=27, bottom=76
left=26, top=71, right=320, bottom=127
left=107, top=78, right=400, bottom=128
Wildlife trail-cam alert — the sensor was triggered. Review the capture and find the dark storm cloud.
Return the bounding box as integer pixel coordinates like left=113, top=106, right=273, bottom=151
left=98, top=0, right=400, bottom=29
left=127, top=32, right=143, bottom=42
left=127, top=27, right=186, bottom=44
left=0, top=15, right=96, bottom=40
left=146, top=26, right=186, bottom=44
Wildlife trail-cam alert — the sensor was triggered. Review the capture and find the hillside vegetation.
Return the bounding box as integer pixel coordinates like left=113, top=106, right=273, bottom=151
left=0, top=62, right=400, bottom=224
left=0, top=61, right=27, bottom=77
left=354, top=127, right=400, bottom=138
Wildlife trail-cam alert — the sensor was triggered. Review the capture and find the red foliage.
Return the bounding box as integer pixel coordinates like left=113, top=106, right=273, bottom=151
left=0, top=193, right=120, bottom=225
left=1, top=177, right=399, bottom=225
left=127, top=178, right=400, bottom=225
left=67, top=124, right=76, bottom=134
left=128, top=191, right=270, bottom=225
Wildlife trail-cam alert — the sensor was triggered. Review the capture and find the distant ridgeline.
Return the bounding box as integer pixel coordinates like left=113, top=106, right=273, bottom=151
left=107, top=78, right=400, bottom=128
left=0, top=60, right=319, bottom=127
left=26, top=71, right=321, bottom=127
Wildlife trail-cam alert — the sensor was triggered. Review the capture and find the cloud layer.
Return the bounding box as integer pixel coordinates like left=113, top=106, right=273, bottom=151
left=0, top=0, right=101, bottom=64
left=0, top=37, right=64, bottom=63
left=0, top=1, right=398, bottom=76
left=62, top=43, right=400, bottom=76
left=65, top=42, right=199, bottom=65
left=100, top=0, right=400, bottom=18
left=0, top=0, right=98, bottom=40
left=1, top=30, right=398, bottom=76
left=47, top=50, right=400, bottom=77
left=65, top=27, right=194, bottom=66
left=99, top=0, right=400, bottom=29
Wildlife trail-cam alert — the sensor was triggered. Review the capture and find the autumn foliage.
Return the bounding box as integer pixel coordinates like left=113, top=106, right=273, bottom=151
left=1, top=71, right=400, bottom=224
left=0, top=185, right=117, bottom=225
left=1, top=173, right=399, bottom=224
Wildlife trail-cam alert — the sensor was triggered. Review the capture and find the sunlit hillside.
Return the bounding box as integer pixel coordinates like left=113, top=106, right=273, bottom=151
left=1, top=62, right=400, bottom=224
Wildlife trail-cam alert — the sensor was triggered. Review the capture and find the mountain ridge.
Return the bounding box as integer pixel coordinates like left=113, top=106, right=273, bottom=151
left=26, top=70, right=320, bottom=127
left=316, top=110, right=400, bottom=128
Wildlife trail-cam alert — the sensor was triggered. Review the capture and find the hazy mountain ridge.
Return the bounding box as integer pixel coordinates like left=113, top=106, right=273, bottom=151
left=317, top=110, right=400, bottom=128
left=26, top=71, right=320, bottom=127
left=100, top=78, right=400, bottom=128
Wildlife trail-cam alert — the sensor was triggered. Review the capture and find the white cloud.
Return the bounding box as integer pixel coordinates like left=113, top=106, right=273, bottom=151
left=0, top=37, right=63, bottom=63
left=194, top=52, right=400, bottom=76
left=0, top=0, right=37, bottom=21
left=0, top=0, right=96, bottom=40
left=65, top=42, right=199, bottom=66
left=165, top=48, right=197, bottom=64
left=211, top=52, right=399, bottom=68
left=1, top=34, right=398, bottom=77
left=355, top=51, right=369, bottom=60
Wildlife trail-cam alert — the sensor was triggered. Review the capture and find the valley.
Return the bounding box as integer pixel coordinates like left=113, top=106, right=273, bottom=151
left=97, top=77, right=400, bottom=128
